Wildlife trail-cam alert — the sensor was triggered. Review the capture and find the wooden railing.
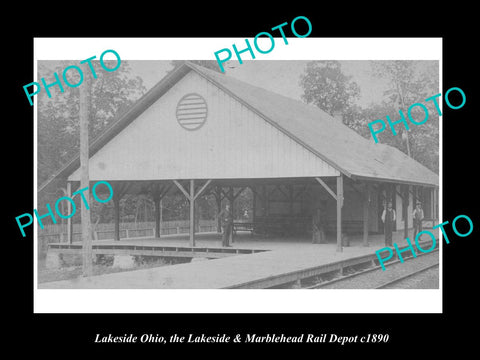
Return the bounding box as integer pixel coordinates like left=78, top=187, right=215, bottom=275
left=38, top=221, right=217, bottom=245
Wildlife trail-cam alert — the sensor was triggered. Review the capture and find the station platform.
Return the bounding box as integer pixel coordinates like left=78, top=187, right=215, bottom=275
left=38, top=228, right=440, bottom=289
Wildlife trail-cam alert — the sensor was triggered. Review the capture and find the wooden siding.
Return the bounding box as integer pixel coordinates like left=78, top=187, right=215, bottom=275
left=68, top=71, right=339, bottom=181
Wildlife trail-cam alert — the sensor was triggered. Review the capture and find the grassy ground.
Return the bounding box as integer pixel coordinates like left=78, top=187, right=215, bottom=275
left=37, top=256, right=178, bottom=284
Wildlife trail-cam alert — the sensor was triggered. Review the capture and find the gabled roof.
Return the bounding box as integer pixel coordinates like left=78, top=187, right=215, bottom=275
left=187, top=63, right=438, bottom=186
left=39, top=61, right=438, bottom=193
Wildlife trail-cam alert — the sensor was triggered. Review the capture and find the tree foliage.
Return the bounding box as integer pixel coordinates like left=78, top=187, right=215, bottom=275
left=38, top=60, right=146, bottom=187
left=37, top=60, right=147, bottom=223
left=299, top=61, right=360, bottom=117
left=370, top=60, right=439, bottom=173
left=299, top=60, right=439, bottom=174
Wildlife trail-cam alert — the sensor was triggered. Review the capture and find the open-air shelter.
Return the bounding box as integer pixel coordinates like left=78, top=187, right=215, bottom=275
left=39, top=62, right=439, bottom=252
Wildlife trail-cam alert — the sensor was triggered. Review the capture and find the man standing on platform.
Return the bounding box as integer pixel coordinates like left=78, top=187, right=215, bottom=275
left=412, top=201, right=424, bottom=241
left=381, top=200, right=396, bottom=246
left=218, top=204, right=234, bottom=247
left=312, top=207, right=327, bottom=244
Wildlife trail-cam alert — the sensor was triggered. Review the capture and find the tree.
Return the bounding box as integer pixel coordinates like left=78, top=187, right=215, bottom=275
left=38, top=59, right=146, bottom=186
left=370, top=60, right=439, bottom=172
left=37, top=59, right=147, bottom=224
left=299, top=60, right=360, bottom=118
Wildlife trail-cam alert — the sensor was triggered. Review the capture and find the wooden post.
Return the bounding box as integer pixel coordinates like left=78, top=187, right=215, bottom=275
left=228, top=187, right=234, bottom=244
left=173, top=179, right=210, bottom=247
left=216, top=194, right=222, bottom=233
left=288, top=184, right=294, bottom=215
left=403, top=184, right=409, bottom=239
left=430, top=187, right=435, bottom=226
left=113, top=197, right=120, bottom=241
left=189, top=179, right=195, bottom=247
left=151, top=183, right=170, bottom=238
left=263, top=185, right=268, bottom=216
left=67, top=182, right=73, bottom=244
left=363, top=183, right=369, bottom=247
left=154, top=197, right=161, bottom=238
left=214, top=186, right=223, bottom=233
left=252, top=186, right=256, bottom=223
left=336, top=175, right=343, bottom=253
left=389, top=183, right=396, bottom=232
left=194, top=199, right=200, bottom=233
left=79, top=71, right=92, bottom=277
left=160, top=199, right=163, bottom=235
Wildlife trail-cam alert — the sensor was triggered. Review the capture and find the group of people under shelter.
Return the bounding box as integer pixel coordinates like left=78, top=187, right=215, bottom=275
left=217, top=199, right=425, bottom=247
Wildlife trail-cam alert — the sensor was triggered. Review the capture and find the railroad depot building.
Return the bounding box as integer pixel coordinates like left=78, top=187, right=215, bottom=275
left=40, top=61, right=439, bottom=253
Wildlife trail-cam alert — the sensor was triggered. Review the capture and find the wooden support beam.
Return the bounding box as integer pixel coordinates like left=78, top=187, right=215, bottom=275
left=113, top=197, right=120, bottom=241
left=228, top=187, right=234, bottom=244
left=274, top=184, right=289, bottom=200
left=111, top=183, right=129, bottom=242
left=408, top=188, right=415, bottom=198
left=252, top=187, right=256, bottom=223
left=249, top=186, right=264, bottom=201
left=219, top=188, right=229, bottom=199
left=66, top=182, right=73, bottom=244
left=263, top=185, right=268, bottom=216
left=189, top=180, right=195, bottom=247
left=293, top=185, right=308, bottom=201
left=267, top=185, right=277, bottom=198
left=232, top=186, right=246, bottom=200
left=403, top=184, right=409, bottom=239
left=154, top=197, right=161, bottom=238
left=349, top=181, right=365, bottom=198
left=336, top=175, right=343, bottom=252
left=151, top=182, right=171, bottom=200
left=430, top=187, right=435, bottom=225
left=363, top=183, right=370, bottom=247
left=193, top=179, right=212, bottom=201
left=214, top=187, right=222, bottom=233
left=395, top=189, right=404, bottom=200
left=114, top=182, right=129, bottom=198
left=315, top=177, right=337, bottom=201
left=173, top=180, right=190, bottom=199
left=148, top=183, right=169, bottom=239
left=288, top=184, right=294, bottom=215
left=173, top=179, right=212, bottom=247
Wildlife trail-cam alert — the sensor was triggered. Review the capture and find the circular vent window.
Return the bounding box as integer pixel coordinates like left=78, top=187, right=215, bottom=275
left=176, top=93, right=208, bottom=131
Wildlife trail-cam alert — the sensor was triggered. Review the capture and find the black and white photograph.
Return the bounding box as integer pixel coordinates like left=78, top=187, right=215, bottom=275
left=7, top=11, right=478, bottom=351
left=32, top=38, right=442, bottom=309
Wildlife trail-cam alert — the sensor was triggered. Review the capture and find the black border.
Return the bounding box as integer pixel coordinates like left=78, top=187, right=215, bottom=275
left=8, top=7, right=478, bottom=355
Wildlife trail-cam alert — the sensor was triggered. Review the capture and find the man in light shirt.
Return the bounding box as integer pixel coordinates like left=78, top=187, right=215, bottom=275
left=412, top=201, right=424, bottom=241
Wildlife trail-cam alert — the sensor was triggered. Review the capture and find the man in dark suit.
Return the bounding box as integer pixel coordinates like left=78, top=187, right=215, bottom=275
left=381, top=200, right=396, bottom=246
left=218, top=204, right=234, bottom=247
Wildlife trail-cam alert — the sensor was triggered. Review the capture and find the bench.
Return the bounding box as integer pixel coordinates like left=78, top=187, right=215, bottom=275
left=233, top=222, right=255, bottom=236
left=251, top=217, right=311, bottom=237
left=324, top=220, right=364, bottom=235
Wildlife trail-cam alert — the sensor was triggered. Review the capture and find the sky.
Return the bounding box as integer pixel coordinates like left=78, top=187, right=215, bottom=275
left=127, top=60, right=391, bottom=108
left=39, top=59, right=436, bottom=110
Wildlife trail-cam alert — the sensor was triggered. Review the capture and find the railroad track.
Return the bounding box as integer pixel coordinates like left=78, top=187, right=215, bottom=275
left=375, top=263, right=439, bottom=289
left=306, top=249, right=439, bottom=289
